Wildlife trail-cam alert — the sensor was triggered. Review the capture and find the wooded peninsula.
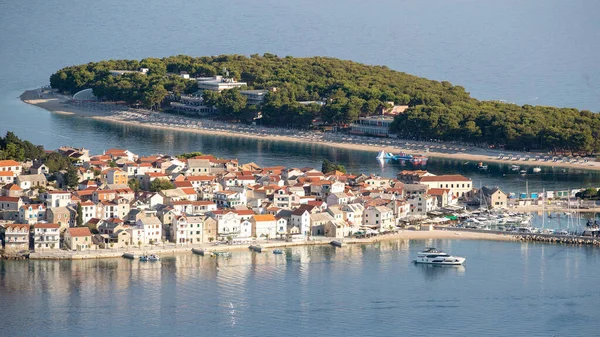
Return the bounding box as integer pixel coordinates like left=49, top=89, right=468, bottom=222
left=49, top=54, right=600, bottom=154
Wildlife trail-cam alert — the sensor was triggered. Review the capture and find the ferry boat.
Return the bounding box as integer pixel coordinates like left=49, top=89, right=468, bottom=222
left=414, top=247, right=466, bottom=265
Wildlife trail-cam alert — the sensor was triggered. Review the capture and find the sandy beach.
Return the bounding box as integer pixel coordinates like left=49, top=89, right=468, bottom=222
left=20, top=88, right=600, bottom=172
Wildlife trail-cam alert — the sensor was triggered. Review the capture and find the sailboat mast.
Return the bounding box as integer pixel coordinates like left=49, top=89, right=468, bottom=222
left=542, top=188, right=545, bottom=229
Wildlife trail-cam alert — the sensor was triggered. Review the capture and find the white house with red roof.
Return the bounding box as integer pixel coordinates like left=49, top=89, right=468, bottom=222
left=41, top=190, right=72, bottom=208
left=0, top=160, right=22, bottom=175
left=104, top=148, right=136, bottom=161
left=33, top=223, right=60, bottom=250
left=3, top=224, right=30, bottom=251
left=0, top=171, right=15, bottom=185
left=213, top=190, right=247, bottom=208
left=19, top=203, right=46, bottom=224
left=418, top=175, right=472, bottom=198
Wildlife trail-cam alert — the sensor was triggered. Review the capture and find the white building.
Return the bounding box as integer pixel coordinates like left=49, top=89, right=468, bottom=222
left=363, top=206, right=394, bottom=230
left=418, top=175, right=473, bottom=198
left=3, top=224, right=29, bottom=251
left=197, top=76, right=247, bottom=91
left=349, top=116, right=395, bottom=137
left=133, top=216, right=163, bottom=245
left=33, top=223, right=60, bottom=250
left=42, top=191, right=72, bottom=208
left=172, top=215, right=205, bottom=245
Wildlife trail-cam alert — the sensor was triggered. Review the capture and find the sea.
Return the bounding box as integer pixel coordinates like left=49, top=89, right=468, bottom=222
left=1, top=0, right=599, bottom=335
left=2, top=241, right=600, bottom=337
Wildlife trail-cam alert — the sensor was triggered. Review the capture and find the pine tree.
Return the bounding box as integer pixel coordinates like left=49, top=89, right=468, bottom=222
left=76, top=202, right=83, bottom=227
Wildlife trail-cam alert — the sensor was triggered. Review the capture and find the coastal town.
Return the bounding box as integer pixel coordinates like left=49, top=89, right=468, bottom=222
left=1, top=145, right=599, bottom=259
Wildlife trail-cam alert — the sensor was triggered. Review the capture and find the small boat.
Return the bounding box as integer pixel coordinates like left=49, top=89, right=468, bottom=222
left=414, top=247, right=465, bottom=266
left=532, top=166, right=542, bottom=173
left=273, top=249, right=283, bottom=255
left=139, top=254, right=160, bottom=262
left=519, top=169, right=527, bottom=175
left=477, top=162, right=488, bottom=170
left=211, top=251, right=232, bottom=257
left=511, top=165, right=520, bottom=171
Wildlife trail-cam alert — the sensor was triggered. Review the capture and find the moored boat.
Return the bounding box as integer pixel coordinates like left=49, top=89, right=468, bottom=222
left=414, top=247, right=465, bottom=265
left=211, top=251, right=232, bottom=257
left=139, top=254, right=160, bottom=262
left=532, top=166, right=541, bottom=173
left=273, top=249, right=283, bottom=254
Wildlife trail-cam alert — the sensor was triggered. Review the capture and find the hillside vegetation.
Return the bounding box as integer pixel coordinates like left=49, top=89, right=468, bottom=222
left=49, top=54, right=599, bottom=153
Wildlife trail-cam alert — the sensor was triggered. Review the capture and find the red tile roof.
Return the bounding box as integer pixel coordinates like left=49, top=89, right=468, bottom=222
left=419, top=175, right=471, bottom=182
left=34, top=223, right=60, bottom=229
left=67, top=227, right=92, bottom=237
left=0, top=160, right=20, bottom=167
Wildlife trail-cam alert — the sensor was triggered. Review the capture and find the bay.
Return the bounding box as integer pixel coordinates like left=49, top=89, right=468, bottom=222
left=2, top=240, right=599, bottom=337
left=1, top=1, right=600, bottom=335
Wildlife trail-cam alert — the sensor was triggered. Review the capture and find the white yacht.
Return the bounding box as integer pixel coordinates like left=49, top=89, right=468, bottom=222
left=414, top=248, right=466, bottom=265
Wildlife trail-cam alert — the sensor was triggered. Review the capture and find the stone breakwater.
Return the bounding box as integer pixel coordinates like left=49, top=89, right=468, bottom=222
left=515, top=234, right=600, bottom=246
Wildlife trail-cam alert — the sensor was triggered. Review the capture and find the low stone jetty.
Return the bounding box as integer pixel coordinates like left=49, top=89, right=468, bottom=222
left=515, top=234, right=600, bottom=246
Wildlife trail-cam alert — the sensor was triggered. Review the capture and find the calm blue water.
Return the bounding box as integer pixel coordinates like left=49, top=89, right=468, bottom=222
left=1, top=1, right=600, bottom=334
left=2, top=240, right=599, bottom=337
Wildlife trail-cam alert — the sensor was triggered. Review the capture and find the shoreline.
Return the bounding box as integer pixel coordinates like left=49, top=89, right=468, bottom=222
left=20, top=88, right=600, bottom=172
left=27, top=229, right=517, bottom=260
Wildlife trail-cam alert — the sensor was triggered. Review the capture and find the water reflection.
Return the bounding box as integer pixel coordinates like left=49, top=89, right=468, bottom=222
left=413, top=263, right=466, bottom=281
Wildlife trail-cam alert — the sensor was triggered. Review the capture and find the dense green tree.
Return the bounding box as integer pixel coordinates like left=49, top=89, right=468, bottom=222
left=65, top=166, right=79, bottom=189
left=44, top=152, right=71, bottom=173
left=49, top=55, right=600, bottom=153
left=321, top=159, right=346, bottom=174
left=216, top=89, right=247, bottom=117
left=128, top=178, right=141, bottom=192
left=177, top=152, right=204, bottom=159
left=150, top=179, right=175, bottom=192
left=76, top=202, right=83, bottom=227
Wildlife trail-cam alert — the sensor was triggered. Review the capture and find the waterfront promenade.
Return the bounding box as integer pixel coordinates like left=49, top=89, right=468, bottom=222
left=27, top=230, right=515, bottom=260
left=20, top=89, right=600, bottom=172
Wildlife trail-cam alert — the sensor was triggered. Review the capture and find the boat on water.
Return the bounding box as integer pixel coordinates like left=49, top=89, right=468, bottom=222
left=273, top=249, right=283, bottom=255
left=511, top=165, right=520, bottom=171
left=519, top=169, right=527, bottom=175
left=139, top=254, right=160, bottom=262
left=414, top=247, right=465, bottom=266
left=532, top=166, right=542, bottom=173
left=211, top=251, right=232, bottom=257
left=376, top=150, right=428, bottom=164
left=477, top=162, right=488, bottom=170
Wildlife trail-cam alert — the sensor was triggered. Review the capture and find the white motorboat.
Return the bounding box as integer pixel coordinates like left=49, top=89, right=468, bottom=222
left=532, top=166, right=542, bottom=173
left=414, top=247, right=466, bottom=265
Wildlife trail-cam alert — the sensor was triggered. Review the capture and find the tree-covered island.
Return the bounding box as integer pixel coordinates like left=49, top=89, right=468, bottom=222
left=50, top=54, right=600, bottom=154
